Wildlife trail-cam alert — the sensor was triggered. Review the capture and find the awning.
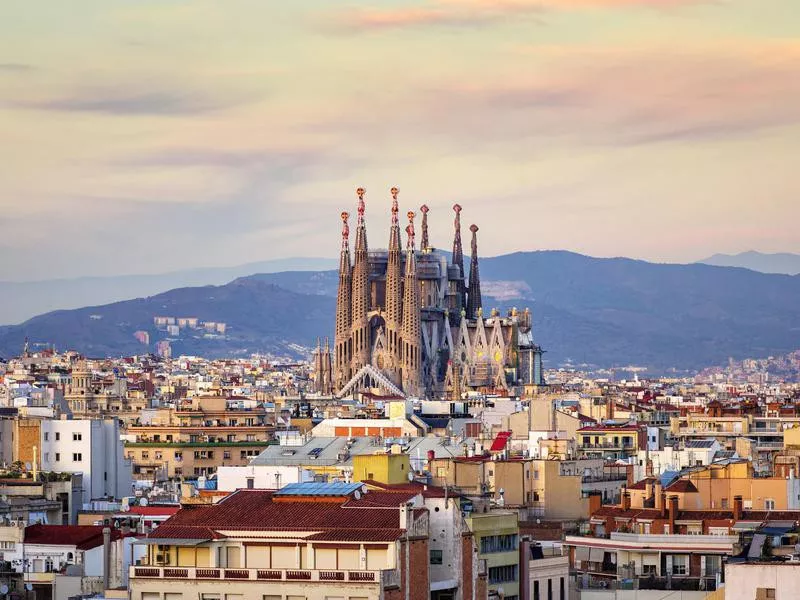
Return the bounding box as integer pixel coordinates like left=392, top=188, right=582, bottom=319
left=575, top=546, right=591, bottom=561
left=732, top=522, right=760, bottom=531
left=430, top=579, right=459, bottom=591
left=589, top=548, right=605, bottom=562
left=642, top=554, right=659, bottom=566
left=140, top=538, right=210, bottom=546
left=760, top=521, right=796, bottom=536
left=747, top=534, right=767, bottom=560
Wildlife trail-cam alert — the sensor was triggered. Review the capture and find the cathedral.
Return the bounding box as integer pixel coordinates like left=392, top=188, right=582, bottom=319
left=314, top=187, right=545, bottom=399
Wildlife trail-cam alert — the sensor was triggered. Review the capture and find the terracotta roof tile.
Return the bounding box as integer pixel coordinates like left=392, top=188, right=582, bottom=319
left=149, top=490, right=408, bottom=541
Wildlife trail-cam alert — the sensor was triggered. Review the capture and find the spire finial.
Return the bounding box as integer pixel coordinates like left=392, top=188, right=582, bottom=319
left=340, top=211, right=350, bottom=250
left=356, top=187, right=366, bottom=225
left=391, top=187, right=399, bottom=225
left=406, top=211, right=416, bottom=250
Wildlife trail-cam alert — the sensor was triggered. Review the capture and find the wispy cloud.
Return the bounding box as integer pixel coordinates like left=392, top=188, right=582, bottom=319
left=0, top=63, right=37, bottom=72
left=16, top=88, right=251, bottom=116
left=333, top=0, right=708, bottom=31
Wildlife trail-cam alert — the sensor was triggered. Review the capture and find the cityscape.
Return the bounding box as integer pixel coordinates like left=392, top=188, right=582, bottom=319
left=2, top=2, right=799, bottom=600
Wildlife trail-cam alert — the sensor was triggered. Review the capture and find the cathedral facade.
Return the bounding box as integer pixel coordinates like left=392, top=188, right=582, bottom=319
left=315, top=188, right=544, bottom=399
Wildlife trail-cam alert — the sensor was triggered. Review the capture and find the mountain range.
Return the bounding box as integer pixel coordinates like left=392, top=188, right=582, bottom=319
left=0, top=257, right=337, bottom=326
left=2, top=250, right=799, bottom=372
left=697, top=251, right=800, bottom=275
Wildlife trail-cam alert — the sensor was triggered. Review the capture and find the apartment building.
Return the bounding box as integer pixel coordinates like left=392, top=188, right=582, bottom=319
left=465, top=511, right=519, bottom=600
left=38, top=418, right=132, bottom=507
left=124, top=397, right=273, bottom=480
left=129, top=482, right=488, bottom=600
left=577, top=423, right=646, bottom=460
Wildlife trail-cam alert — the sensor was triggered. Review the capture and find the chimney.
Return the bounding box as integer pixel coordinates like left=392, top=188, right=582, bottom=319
left=399, top=502, right=413, bottom=531
left=102, top=526, right=111, bottom=590
left=606, top=398, right=614, bottom=421
left=655, top=481, right=664, bottom=514
left=733, top=495, right=743, bottom=521
left=668, top=496, right=678, bottom=534
left=622, top=491, right=631, bottom=511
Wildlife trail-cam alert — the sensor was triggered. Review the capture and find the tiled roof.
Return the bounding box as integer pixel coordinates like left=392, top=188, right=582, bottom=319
left=128, top=506, right=181, bottom=516
left=149, top=490, right=410, bottom=541
left=361, top=480, right=460, bottom=499
left=24, top=525, right=124, bottom=550
left=665, top=479, right=699, bottom=493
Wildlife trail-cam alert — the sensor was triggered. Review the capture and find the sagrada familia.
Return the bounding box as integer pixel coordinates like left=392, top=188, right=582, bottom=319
left=314, top=188, right=544, bottom=399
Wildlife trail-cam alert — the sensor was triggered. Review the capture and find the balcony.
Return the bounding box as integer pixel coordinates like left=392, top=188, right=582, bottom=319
left=579, top=443, right=635, bottom=452
left=130, top=566, right=395, bottom=587
left=581, top=473, right=629, bottom=483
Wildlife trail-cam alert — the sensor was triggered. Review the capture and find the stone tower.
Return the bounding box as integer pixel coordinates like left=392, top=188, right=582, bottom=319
left=401, top=211, right=422, bottom=396
left=350, top=188, right=371, bottom=374
left=334, top=211, right=352, bottom=390
left=384, top=187, right=403, bottom=385
left=451, top=204, right=467, bottom=326
left=466, top=224, right=483, bottom=320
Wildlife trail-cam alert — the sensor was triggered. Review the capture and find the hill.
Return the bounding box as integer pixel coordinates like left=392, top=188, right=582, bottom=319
left=2, top=251, right=800, bottom=371
left=0, top=257, right=337, bottom=326
left=0, top=278, right=334, bottom=359
left=698, top=251, right=800, bottom=275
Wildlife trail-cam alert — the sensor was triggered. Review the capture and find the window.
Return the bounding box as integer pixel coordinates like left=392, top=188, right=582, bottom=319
left=142, top=452, right=149, bottom=459
left=705, top=555, right=722, bottom=576
left=55, top=432, right=60, bottom=441
left=642, top=564, right=656, bottom=576
left=533, top=581, right=539, bottom=600
left=223, top=451, right=231, bottom=460
left=481, top=534, right=518, bottom=553
left=73, top=433, right=82, bottom=441
left=756, top=589, right=776, bottom=599
left=55, top=453, right=60, bottom=462
left=671, top=555, right=688, bottom=575
left=765, top=498, right=775, bottom=510
left=488, top=564, right=517, bottom=584
left=44, top=432, right=49, bottom=441
left=547, top=578, right=552, bottom=600
left=720, top=498, right=729, bottom=509
left=0, top=541, right=15, bottom=550
left=246, top=478, right=255, bottom=489
left=560, top=577, right=565, bottom=600
left=73, top=453, right=82, bottom=462
left=430, top=549, right=443, bottom=565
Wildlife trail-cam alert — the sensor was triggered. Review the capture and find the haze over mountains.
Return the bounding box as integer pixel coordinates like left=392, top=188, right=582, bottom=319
left=697, top=251, right=800, bottom=275
left=1, top=250, right=799, bottom=372
left=0, top=257, right=337, bottom=326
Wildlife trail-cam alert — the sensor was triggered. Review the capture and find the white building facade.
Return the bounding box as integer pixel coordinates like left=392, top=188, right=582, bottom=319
left=39, top=418, right=132, bottom=506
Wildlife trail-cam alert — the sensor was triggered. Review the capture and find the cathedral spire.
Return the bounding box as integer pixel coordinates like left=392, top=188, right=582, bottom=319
left=334, top=211, right=352, bottom=391
left=385, top=187, right=403, bottom=385
left=350, top=187, right=371, bottom=374
left=451, top=204, right=466, bottom=325
left=401, top=211, right=422, bottom=397
left=420, top=204, right=430, bottom=251
left=466, top=224, right=483, bottom=320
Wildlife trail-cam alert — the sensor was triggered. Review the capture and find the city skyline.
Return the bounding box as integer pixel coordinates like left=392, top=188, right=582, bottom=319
left=2, top=0, right=799, bottom=280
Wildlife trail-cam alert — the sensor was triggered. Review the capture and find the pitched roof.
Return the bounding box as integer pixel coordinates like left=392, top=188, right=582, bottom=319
left=149, top=489, right=410, bottom=542
left=665, top=479, right=699, bottom=493
left=24, top=525, right=124, bottom=550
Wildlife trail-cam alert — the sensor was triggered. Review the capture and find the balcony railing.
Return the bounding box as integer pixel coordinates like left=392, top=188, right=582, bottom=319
left=130, top=566, right=393, bottom=586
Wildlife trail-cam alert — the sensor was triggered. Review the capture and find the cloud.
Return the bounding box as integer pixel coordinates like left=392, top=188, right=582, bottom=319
left=312, top=41, right=800, bottom=149
left=0, top=63, right=36, bottom=72
left=18, top=88, right=249, bottom=116
left=332, top=0, right=707, bottom=31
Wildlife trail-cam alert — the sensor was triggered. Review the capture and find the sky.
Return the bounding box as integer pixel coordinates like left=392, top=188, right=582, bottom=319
left=1, top=0, right=799, bottom=281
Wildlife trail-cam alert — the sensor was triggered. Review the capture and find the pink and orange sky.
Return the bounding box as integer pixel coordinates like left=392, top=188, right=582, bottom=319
left=1, top=0, right=798, bottom=280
